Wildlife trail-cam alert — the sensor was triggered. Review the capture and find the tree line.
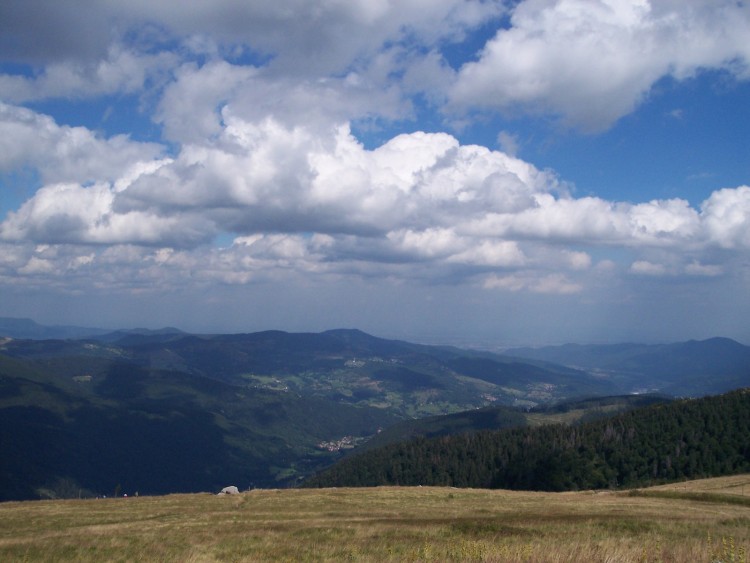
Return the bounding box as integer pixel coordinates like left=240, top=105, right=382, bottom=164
left=304, top=388, right=750, bottom=491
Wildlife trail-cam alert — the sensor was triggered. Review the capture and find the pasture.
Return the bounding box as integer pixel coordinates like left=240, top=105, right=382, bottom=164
left=1, top=475, right=749, bottom=561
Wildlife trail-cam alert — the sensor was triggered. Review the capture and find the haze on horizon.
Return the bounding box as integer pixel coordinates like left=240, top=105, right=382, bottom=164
left=1, top=1, right=749, bottom=347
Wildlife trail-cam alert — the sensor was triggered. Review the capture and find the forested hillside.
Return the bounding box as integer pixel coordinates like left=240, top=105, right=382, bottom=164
left=305, top=389, right=750, bottom=491
left=0, top=328, right=661, bottom=500
left=3, top=324, right=749, bottom=500
left=0, top=353, right=398, bottom=500
left=359, top=394, right=669, bottom=453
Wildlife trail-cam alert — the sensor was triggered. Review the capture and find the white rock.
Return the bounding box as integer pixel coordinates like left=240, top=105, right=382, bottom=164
left=218, top=485, right=240, bottom=495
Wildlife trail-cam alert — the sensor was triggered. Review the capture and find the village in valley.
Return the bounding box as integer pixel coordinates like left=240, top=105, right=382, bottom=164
left=317, top=432, right=377, bottom=452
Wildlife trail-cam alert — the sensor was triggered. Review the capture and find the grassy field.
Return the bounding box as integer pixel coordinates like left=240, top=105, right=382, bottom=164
left=1, top=476, right=749, bottom=562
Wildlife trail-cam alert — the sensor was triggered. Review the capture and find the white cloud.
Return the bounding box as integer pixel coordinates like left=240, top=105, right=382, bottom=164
left=387, top=228, right=463, bottom=261
left=630, top=260, right=668, bottom=276
left=133, top=0, right=503, bottom=75
left=1, top=0, right=749, bottom=309
left=0, top=1, right=502, bottom=145
left=481, top=272, right=582, bottom=294
left=628, top=198, right=700, bottom=244
left=3, top=102, right=750, bottom=297
left=1, top=1, right=749, bottom=345
left=685, top=261, right=722, bottom=277
left=483, top=274, right=527, bottom=292
left=466, top=194, right=707, bottom=247
left=0, top=45, right=177, bottom=103
left=110, top=117, right=561, bottom=240
left=69, top=254, right=95, bottom=269
left=0, top=103, right=164, bottom=184
left=531, top=273, right=582, bottom=294
left=449, top=0, right=750, bottom=130
left=0, top=1, right=504, bottom=75
left=3, top=0, right=748, bottom=135
left=447, top=240, right=526, bottom=268
left=563, top=250, right=592, bottom=270
left=0, top=178, right=215, bottom=248
left=154, top=61, right=258, bottom=144
left=401, top=49, right=455, bottom=104
left=18, top=256, right=55, bottom=276
left=700, top=186, right=750, bottom=249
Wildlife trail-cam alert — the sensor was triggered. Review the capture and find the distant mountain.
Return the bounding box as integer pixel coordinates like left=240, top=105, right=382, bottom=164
left=0, top=317, right=110, bottom=340
left=0, top=327, right=619, bottom=500
left=91, top=327, right=188, bottom=345
left=2, top=323, right=749, bottom=500
left=2, top=328, right=614, bottom=417
left=0, top=317, right=189, bottom=342
left=506, top=337, right=750, bottom=395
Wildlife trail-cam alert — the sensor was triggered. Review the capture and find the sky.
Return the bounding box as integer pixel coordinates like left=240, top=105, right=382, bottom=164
left=0, top=0, right=749, bottom=347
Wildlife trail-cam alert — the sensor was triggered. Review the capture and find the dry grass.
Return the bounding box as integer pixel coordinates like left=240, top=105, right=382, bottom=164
left=1, top=476, right=749, bottom=562
left=648, top=473, right=750, bottom=497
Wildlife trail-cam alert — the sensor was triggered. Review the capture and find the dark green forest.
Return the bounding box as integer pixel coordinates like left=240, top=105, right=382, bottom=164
left=0, top=355, right=398, bottom=500
left=305, top=389, right=750, bottom=491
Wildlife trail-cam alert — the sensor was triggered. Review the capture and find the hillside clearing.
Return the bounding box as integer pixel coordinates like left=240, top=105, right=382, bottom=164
left=0, top=476, right=748, bottom=562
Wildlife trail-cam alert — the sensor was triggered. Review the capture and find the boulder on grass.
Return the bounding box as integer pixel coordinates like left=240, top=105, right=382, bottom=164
left=218, top=485, right=240, bottom=495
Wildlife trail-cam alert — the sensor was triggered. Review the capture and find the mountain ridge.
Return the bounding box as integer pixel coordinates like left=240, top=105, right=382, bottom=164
left=506, top=336, right=750, bottom=395
left=2, top=321, right=750, bottom=500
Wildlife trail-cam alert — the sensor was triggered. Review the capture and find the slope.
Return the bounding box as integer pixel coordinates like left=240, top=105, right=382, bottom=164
left=0, top=353, right=398, bottom=500
left=2, top=328, right=618, bottom=418
left=305, top=388, right=750, bottom=490
left=359, top=394, right=670, bottom=452
left=506, top=337, right=750, bottom=395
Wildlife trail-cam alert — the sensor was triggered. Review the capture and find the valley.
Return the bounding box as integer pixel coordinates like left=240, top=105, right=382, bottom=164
left=1, top=319, right=749, bottom=500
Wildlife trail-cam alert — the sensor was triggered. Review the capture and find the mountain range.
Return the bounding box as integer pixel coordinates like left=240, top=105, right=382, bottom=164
left=1, top=317, right=749, bottom=500
left=506, top=337, right=750, bottom=396
left=0, top=317, right=112, bottom=340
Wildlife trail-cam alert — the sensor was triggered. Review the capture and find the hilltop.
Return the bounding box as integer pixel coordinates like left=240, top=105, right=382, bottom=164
left=0, top=476, right=748, bottom=561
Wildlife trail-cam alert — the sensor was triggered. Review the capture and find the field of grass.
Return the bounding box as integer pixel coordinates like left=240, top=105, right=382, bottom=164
left=1, top=476, right=749, bottom=562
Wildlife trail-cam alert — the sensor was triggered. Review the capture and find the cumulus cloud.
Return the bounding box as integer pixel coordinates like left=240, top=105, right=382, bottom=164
left=3, top=103, right=750, bottom=298
left=107, top=116, right=560, bottom=241
left=0, top=0, right=503, bottom=73
left=482, top=272, right=582, bottom=294
left=531, top=273, right=583, bottom=294
left=4, top=0, right=748, bottom=132
left=154, top=61, right=409, bottom=145
left=700, top=186, right=750, bottom=249
left=0, top=180, right=215, bottom=247
left=685, top=261, right=722, bottom=277
left=630, top=260, right=669, bottom=276
left=464, top=195, right=703, bottom=246
left=449, top=0, right=750, bottom=130
left=2, top=0, right=750, bottom=333
left=18, top=256, right=55, bottom=276
left=0, top=103, right=164, bottom=184
left=0, top=46, right=176, bottom=103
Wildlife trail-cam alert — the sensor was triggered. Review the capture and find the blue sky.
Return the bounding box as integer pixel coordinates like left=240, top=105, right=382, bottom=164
left=0, top=0, right=749, bottom=347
